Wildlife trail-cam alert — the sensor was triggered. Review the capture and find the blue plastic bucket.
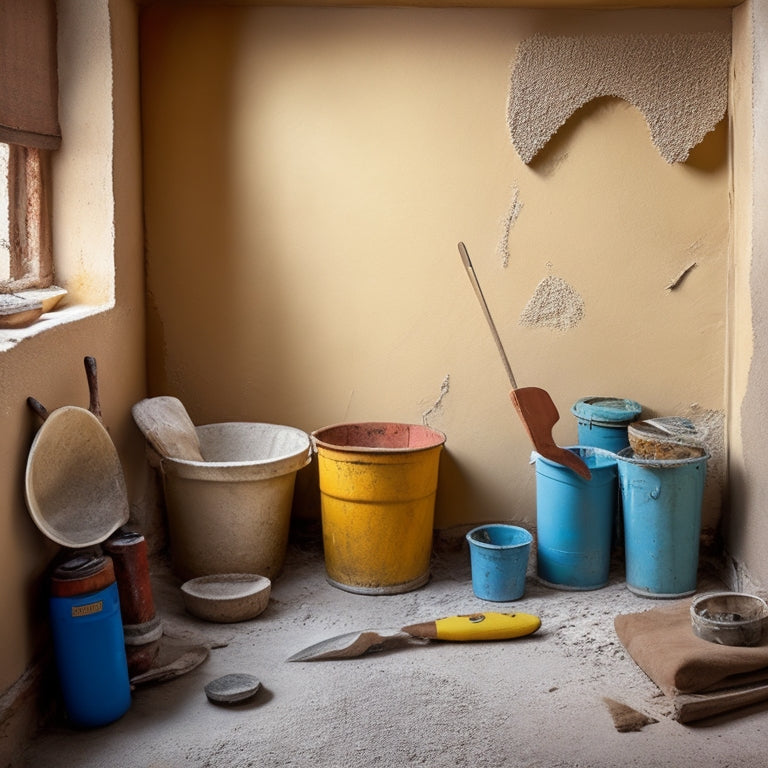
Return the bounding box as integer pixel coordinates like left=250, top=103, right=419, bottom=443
left=49, top=557, right=131, bottom=728
left=616, top=447, right=708, bottom=598
left=534, top=446, right=618, bottom=590
left=571, top=397, right=642, bottom=454
left=466, top=524, right=532, bottom=602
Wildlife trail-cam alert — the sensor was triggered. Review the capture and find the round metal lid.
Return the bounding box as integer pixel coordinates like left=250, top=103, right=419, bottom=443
left=25, top=406, right=130, bottom=548
left=571, top=396, right=642, bottom=425
left=52, top=554, right=108, bottom=581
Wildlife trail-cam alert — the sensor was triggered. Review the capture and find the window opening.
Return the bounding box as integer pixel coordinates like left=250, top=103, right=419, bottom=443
left=0, top=142, right=52, bottom=294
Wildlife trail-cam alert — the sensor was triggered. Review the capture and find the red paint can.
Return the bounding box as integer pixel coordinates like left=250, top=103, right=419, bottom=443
left=103, top=531, right=162, bottom=675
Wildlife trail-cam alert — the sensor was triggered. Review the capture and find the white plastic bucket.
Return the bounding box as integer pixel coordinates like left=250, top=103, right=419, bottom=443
left=161, top=422, right=311, bottom=580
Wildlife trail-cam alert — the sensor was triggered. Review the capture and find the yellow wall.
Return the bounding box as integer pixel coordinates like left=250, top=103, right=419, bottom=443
left=0, top=0, right=146, bottom=739
left=142, top=5, right=731, bottom=533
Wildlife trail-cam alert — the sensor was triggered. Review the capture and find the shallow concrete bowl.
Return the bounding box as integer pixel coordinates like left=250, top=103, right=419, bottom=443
left=181, top=574, right=271, bottom=623
left=691, top=591, right=768, bottom=647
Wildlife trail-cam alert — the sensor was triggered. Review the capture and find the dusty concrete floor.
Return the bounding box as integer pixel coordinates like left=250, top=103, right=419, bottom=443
left=20, top=533, right=768, bottom=767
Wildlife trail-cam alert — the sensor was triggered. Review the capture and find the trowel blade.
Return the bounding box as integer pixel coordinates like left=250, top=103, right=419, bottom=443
left=287, top=629, right=430, bottom=661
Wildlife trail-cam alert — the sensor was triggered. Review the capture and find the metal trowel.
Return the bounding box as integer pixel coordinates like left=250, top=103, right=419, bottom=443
left=287, top=611, right=541, bottom=661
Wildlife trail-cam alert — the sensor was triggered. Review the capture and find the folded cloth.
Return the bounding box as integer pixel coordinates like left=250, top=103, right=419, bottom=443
left=614, top=601, right=768, bottom=696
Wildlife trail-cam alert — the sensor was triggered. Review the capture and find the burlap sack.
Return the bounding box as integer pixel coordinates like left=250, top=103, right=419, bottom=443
left=614, top=601, right=768, bottom=696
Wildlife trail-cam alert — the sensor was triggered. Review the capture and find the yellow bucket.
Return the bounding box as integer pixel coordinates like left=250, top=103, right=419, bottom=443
left=312, top=422, right=446, bottom=594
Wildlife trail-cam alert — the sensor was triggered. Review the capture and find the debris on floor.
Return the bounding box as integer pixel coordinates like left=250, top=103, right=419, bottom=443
left=603, top=697, right=658, bottom=732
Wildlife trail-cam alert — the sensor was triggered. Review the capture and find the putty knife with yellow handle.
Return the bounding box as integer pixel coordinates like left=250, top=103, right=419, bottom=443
left=287, top=612, right=541, bottom=661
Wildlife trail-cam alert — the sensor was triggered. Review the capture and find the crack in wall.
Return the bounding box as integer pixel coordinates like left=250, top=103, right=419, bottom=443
left=422, top=374, right=450, bottom=426
left=666, top=262, right=697, bottom=291
left=498, top=184, right=523, bottom=269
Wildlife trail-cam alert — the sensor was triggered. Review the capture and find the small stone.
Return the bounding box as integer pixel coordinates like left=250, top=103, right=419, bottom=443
left=204, top=673, right=261, bottom=705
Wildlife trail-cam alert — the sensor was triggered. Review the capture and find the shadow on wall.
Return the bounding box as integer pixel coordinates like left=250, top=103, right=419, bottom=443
left=528, top=96, right=728, bottom=179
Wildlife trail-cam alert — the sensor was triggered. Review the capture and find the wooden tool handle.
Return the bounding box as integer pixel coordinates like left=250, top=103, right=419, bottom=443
left=84, top=355, right=103, bottom=422
left=26, top=396, right=49, bottom=421
left=458, top=242, right=518, bottom=389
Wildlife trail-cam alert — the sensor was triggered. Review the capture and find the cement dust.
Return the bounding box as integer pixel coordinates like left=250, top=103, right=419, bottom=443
left=22, top=533, right=768, bottom=768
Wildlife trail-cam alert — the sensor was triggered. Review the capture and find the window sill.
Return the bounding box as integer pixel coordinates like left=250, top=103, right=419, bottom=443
left=0, top=302, right=112, bottom=353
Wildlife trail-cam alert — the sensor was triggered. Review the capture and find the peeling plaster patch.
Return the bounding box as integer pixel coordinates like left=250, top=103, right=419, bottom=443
left=519, top=276, right=584, bottom=331
left=422, top=374, right=450, bottom=426
left=507, top=32, right=730, bottom=164
left=666, top=262, right=697, bottom=291
left=498, top=185, right=523, bottom=269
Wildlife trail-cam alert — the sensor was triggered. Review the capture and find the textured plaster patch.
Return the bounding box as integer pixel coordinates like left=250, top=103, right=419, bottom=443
left=498, top=184, right=523, bottom=269
left=507, top=32, right=730, bottom=164
left=519, top=275, right=584, bottom=331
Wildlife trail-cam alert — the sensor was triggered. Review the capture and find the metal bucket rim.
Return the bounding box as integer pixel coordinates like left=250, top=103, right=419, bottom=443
left=531, top=445, right=618, bottom=470
left=616, top=446, right=710, bottom=467
left=466, top=524, right=533, bottom=550
left=312, top=421, right=446, bottom=454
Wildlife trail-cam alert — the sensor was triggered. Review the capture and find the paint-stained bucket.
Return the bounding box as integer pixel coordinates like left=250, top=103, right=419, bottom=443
left=466, top=524, right=532, bottom=602
left=617, top=448, right=709, bottom=598
left=312, top=422, right=445, bottom=595
left=103, top=531, right=163, bottom=677
left=534, top=446, right=618, bottom=590
left=571, top=397, right=642, bottom=454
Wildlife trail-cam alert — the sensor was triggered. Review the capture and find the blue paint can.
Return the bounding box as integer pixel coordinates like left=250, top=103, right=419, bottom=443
left=616, top=448, right=709, bottom=598
left=49, top=555, right=131, bottom=727
left=534, top=446, right=618, bottom=590
left=466, top=524, right=532, bottom=602
left=571, top=397, right=643, bottom=454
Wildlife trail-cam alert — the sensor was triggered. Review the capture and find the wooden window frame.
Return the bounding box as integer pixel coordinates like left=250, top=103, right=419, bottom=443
left=1, top=144, right=53, bottom=293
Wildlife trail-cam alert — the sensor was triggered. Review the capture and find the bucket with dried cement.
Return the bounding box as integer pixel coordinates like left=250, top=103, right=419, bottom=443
left=312, top=422, right=446, bottom=595
left=161, top=422, right=311, bottom=580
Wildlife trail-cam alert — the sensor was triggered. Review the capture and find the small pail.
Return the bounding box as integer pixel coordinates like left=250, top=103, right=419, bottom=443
left=617, top=447, right=709, bottom=598
left=466, top=524, right=532, bottom=602
left=534, top=446, right=618, bottom=590
left=312, top=422, right=445, bottom=595
left=571, top=397, right=642, bottom=454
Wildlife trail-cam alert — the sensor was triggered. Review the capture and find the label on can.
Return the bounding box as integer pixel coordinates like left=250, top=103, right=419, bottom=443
left=71, top=601, right=103, bottom=618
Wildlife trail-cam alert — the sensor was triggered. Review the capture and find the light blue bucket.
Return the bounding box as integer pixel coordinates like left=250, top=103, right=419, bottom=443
left=571, top=397, right=642, bottom=454
left=616, top=447, right=709, bottom=598
left=534, top=446, right=618, bottom=590
left=466, top=524, right=532, bottom=602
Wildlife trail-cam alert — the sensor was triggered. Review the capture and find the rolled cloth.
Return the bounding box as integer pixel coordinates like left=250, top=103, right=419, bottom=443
left=614, top=602, right=768, bottom=697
